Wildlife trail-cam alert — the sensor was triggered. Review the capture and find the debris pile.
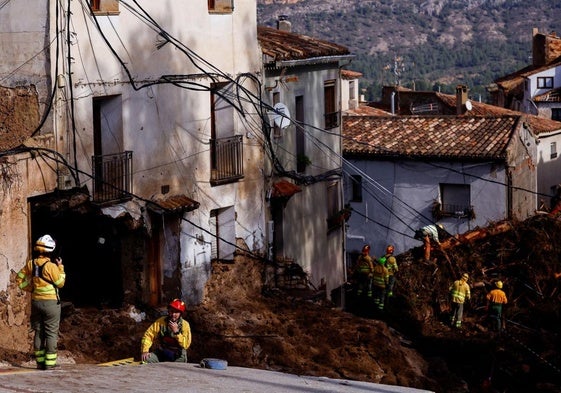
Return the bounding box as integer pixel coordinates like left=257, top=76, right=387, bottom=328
left=2, top=215, right=560, bottom=392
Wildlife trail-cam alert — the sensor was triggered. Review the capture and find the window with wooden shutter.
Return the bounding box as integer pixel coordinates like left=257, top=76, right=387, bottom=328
left=324, top=80, right=339, bottom=129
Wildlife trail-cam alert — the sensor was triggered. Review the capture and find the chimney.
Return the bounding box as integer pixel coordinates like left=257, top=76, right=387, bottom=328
left=277, top=15, right=291, bottom=32
left=456, top=85, right=468, bottom=115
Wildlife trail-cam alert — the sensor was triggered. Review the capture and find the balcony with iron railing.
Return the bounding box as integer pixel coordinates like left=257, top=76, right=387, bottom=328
left=210, top=135, right=244, bottom=185
left=432, top=201, right=475, bottom=220
left=92, top=151, right=133, bottom=204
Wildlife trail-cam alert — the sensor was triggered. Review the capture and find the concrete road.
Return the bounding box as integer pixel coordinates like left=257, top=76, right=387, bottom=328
left=0, top=362, right=434, bottom=393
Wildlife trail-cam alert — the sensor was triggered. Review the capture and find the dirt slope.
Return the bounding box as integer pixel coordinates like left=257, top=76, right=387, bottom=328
left=3, top=215, right=561, bottom=393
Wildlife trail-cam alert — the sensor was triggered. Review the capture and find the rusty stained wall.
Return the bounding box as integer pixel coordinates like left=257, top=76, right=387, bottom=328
left=507, top=123, right=538, bottom=219
left=0, top=85, right=40, bottom=151
left=0, top=147, right=57, bottom=353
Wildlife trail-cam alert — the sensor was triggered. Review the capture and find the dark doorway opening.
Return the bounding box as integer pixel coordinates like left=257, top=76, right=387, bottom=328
left=29, top=189, right=124, bottom=308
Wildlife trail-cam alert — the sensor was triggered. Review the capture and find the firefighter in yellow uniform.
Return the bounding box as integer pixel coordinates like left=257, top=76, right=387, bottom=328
left=353, top=245, right=374, bottom=298
left=141, top=299, right=192, bottom=363
left=383, top=245, right=399, bottom=297
left=449, top=273, right=471, bottom=328
left=16, top=234, right=66, bottom=370
left=371, top=257, right=389, bottom=311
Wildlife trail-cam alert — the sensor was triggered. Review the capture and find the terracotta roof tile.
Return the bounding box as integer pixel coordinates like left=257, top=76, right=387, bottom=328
left=369, top=90, right=561, bottom=135
left=533, top=87, right=561, bottom=102
left=148, top=194, right=200, bottom=214
left=344, top=106, right=392, bottom=116
left=341, top=69, right=363, bottom=79
left=257, top=26, right=350, bottom=64
left=343, top=115, right=518, bottom=160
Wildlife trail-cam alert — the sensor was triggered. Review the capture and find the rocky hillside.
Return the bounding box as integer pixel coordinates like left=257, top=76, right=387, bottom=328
left=257, top=0, right=561, bottom=100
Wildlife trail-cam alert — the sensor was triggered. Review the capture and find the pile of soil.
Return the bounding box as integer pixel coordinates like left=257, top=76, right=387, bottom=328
left=3, top=215, right=561, bottom=393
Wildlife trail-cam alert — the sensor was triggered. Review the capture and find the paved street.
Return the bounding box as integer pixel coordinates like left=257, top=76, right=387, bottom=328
left=0, top=362, right=434, bottom=393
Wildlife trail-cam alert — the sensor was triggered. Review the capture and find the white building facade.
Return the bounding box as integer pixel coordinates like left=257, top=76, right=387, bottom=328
left=0, top=0, right=265, bottom=324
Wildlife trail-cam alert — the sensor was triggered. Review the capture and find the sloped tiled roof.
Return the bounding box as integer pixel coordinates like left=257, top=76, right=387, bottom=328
left=435, top=93, right=561, bottom=135
left=147, top=194, right=200, bottom=214
left=341, top=69, right=363, bottom=79
left=495, top=56, right=561, bottom=94
left=345, top=105, right=392, bottom=116
left=369, top=89, right=561, bottom=136
left=533, top=87, right=561, bottom=102
left=257, top=26, right=351, bottom=64
left=343, top=115, right=519, bottom=161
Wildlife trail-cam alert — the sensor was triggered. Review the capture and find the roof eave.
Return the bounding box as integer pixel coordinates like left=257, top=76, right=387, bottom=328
left=266, top=54, right=355, bottom=69
left=343, top=151, right=507, bottom=162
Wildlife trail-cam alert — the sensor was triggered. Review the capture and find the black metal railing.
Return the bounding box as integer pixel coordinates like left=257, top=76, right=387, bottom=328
left=440, top=204, right=475, bottom=219
left=210, top=135, right=243, bottom=185
left=92, top=151, right=133, bottom=204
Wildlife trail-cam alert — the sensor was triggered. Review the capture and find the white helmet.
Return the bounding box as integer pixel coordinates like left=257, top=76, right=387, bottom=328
left=35, top=234, right=56, bottom=253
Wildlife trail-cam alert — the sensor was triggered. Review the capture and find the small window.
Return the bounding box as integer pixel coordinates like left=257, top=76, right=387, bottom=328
left=326, top=181, right=340, bottom=229
left=208, top=0, right=234, bottom=13
left=438, top=183, right=473, bottom=219
left=324, top=80, right=339, bottom=129
left=349, top=81, right=356, bottom=100
left=552, top=108, right=561, bottom=121
left=350, top=175, right=362, bottom=202
left=551, top=142, right=558, bottom=159
left=537, top=77, right=554, bottom=89
left=90, top=0, right=119, bottom=15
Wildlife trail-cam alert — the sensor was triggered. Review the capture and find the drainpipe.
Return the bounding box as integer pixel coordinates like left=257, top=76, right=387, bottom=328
left=507, top=168, right=513, bottom=219
left=391, top=91, right=396, bottom=114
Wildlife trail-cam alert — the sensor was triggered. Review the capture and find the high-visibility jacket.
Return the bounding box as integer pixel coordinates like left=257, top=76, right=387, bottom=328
left=449, top=279, right=470, bottom=304
left=16, top=256, right=65, bottom=301
left=141, top=316, right=191, bottom=354
left=385, top=255, right=398, bottom=275
left=371, top=264, right=389, bottom=288
left=486, top=289, right=507, bottom=305
left=355, top=255, right=374, bottom=275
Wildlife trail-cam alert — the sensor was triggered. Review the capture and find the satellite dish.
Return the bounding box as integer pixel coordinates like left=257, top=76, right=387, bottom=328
left=272, top=103, right=291, bottom=129
left=465, top=100, right=473, bottom=111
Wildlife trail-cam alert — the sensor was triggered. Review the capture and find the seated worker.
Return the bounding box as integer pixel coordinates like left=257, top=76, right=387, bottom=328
left=141, top=299, right=191, bottom=363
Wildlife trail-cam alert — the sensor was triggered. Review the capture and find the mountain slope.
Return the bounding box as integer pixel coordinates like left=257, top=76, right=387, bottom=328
left=257, top=0, right=561, bottom=100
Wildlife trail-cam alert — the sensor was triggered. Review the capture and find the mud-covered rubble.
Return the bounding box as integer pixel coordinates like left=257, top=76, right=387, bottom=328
left=1, top=215, right=560, bottom=393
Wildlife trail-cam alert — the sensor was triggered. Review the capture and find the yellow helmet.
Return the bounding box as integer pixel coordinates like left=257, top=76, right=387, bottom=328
left=495, top=281, right=503, bottom=289
left=461, top=273, right=469, bottom=281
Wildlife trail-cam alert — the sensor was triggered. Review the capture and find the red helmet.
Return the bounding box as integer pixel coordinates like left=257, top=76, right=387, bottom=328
left=168, top=299, right=186, bottom=313
left=386, top=245, right=394, bottom=254
left=362, top=245, right=370, bottom=253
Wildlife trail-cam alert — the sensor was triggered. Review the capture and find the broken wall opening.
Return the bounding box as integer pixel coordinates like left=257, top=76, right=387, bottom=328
left=28, top=188, right=144, bottom=308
